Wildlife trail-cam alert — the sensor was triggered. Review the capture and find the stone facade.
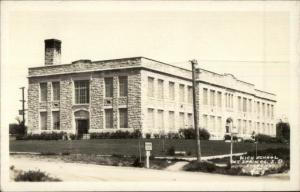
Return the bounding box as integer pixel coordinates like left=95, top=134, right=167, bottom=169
left=28, top=40, right=276, bottom=139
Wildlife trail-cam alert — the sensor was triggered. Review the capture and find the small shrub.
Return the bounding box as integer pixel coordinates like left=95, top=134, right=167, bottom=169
left=132, top=157, right=144, bottom=167
left=184, top=161, right=216, bottom=173
left=18, top=132, right=65, bottom=140
left=256, top=134, right=278, bottom=143
left=15, top=170, right=61, bottom=182
left=167, top=146, right=175, bottom=156
left=40, top=152, right=56, bottom=155
left=69, top=133, right=76, bottom=140
left=153, top=134, right=160, bottom=139
left=90, top=130, right=142, bottom=139
left=167, top=132, right=180, bottom=139
left=145, top=133, right=151, bottom=139
left=179, top=128, right=210, bottom=140
left=224, top=134, right=237, bottom=141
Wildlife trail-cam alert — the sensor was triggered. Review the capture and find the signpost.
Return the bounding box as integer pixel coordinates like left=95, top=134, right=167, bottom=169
left=145, top=142, right=152, bottom=168
left=230, top=126, right=238, bottom=164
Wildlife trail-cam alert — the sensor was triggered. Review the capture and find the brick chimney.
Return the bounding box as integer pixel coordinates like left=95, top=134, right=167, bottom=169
left=45, top=39, right=61, bottom=65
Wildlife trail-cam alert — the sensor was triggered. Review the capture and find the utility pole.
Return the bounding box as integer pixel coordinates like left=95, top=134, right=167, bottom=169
left=190, top=59, right=201, bottom=162
left=20, top=87, right=26, bottom=134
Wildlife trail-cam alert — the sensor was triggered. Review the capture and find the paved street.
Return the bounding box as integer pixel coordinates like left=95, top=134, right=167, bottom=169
left=10, top=155, right=289, bottom=182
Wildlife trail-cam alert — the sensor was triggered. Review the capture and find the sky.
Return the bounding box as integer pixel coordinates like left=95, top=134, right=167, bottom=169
left=0, top=1, right=295, bottom=127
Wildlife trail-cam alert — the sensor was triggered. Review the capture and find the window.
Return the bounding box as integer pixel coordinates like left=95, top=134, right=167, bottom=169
left=40, top=83, right=47, bottom=102
left=168, top=111, right=175, bottom=131
left=40, top=112, right=47, bottom=130
left=203, top=115, right=208, bottom=129
left=188, top=86, right=193, bottom=103
left=238, top=96, right=242, bottom=111
left=75, top=80, right=89, bottom=104
left=203, top=88, right=208, bottom=105
left=257, top=122, right=260, bottom=133
left=210, top=90, right=215, bottom=106
left=271, top=105, right=274, bottom=119
left=267, top=104, right=270, bottom=118
left=52, top=111, right=60, bottom=130
left=179, top=112, right=185, bottom=128
left=262, top=123, right=265, bottom=134
left=169, top=82, right=175, bottom=100
left=105, top=78, right=113, bottom=97
left=210, top=116, right=215, bottom=132
left=187, top=113, right=193, bottom=128
left=237, top=119, right=241, bottom=133
left=243, top=98, right=247, bottom=112
left=248, top=99, right=252, bottom=112
left=157, top=79, right=164, bottom=99
left=231, top=94, right=234, bottom=108
left=262, top=103, right=265, bottom=117
left=179, top=84, right=185, bottom=102
left=267, top=123, right=270, bottom=135
left=147, top=108, right=154, bottom=130
left=217, top=117, right=222, bottom=133
left=119, top=76, right=128, bottom=97
left=52, top=82, right=60, bottom=101
left=249, top=121, right=252, bottom=134
left=105, top=109, right=113, bottom=128
left=217, top=92, right=222, bottom=107
left=257, top=101, right=260, bottom=114
left=147, top=77, right=154, bottom=97
left=119, top=108, right=128, bottom=128
left=243, top=120, right=247, bottom=134
left=157, top=110, right=164, bottom=130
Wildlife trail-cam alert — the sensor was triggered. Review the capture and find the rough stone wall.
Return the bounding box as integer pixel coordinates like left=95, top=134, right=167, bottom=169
left=90, top=74, right=104, bottom=130
left=60, top=76, right=73, bottom=132
left=45, top=48, right=61, bottom=66
left=46, top=82, right=52, bottom=130
left=112, top=76, right=119, bottom=129
left=27, top=78, right=40, bottom=132
left=127, top=70, right=142, bottom=130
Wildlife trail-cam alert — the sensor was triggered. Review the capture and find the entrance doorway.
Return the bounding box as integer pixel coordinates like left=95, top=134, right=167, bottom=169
left=76, top=119, right=89, bottom=138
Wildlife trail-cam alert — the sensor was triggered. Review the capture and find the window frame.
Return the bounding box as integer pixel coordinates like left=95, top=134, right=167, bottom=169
left=105, top=77, right=114, bottom=98
left=119, top=76, right=128, bottom=97
left=119, top=108, right=128, bottom=128
left=40, top=82, right=48, bottom=102
left=52, top=111, right=60, bottom=130
left=105, top=108, right=113, bottom=129
left=52, top=82, right=60, bottom=101
left=74, top=80, right=90, bottom=104
left=40, top=111, right=47, bottom=130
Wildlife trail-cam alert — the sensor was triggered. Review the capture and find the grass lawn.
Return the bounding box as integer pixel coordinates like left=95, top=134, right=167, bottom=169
left=10, top=139, right=289, bottom=157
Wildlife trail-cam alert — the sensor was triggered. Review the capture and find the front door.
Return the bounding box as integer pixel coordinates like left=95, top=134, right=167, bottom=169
left=76, top=119, right=89, bottom=138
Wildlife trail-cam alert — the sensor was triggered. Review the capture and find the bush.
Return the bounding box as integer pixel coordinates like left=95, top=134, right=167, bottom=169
left=167, top=132, right=181, bottom=139
left=90, top=130, right=142, bottom=139
left=132, top=157, right=144, bottom=167
left=9, top=123, right=26, bottom=135
left=224, top=134, right=238, bottom=141
left=256, top=134, right=278, bottom=143
left=145, top=133, right=151, bottom=139
left=167, top=146, right=175, bottom=156
left=15, top=170, right=61, bottom=182
left=16, top=132, right=65, bottom=140
left=179, top=128, right=210, bottom=140
left=183, top=161, right=216, bottom=172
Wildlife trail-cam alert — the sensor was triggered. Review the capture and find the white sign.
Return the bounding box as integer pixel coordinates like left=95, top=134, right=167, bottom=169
left=145, top=142, right=152, bottom=151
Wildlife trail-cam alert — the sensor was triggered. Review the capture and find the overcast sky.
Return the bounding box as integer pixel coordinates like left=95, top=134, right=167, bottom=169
left=1, top=1, right=295, bottom=127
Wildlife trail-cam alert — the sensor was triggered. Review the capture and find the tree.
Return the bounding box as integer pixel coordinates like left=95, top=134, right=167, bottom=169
left=276, top=120, right=290, bottom=141
left=9, top=116, right=26, bottom=135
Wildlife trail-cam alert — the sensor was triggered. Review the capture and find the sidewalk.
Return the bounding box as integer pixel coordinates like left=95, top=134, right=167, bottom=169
left=156, top=152, right=246, bottom=161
